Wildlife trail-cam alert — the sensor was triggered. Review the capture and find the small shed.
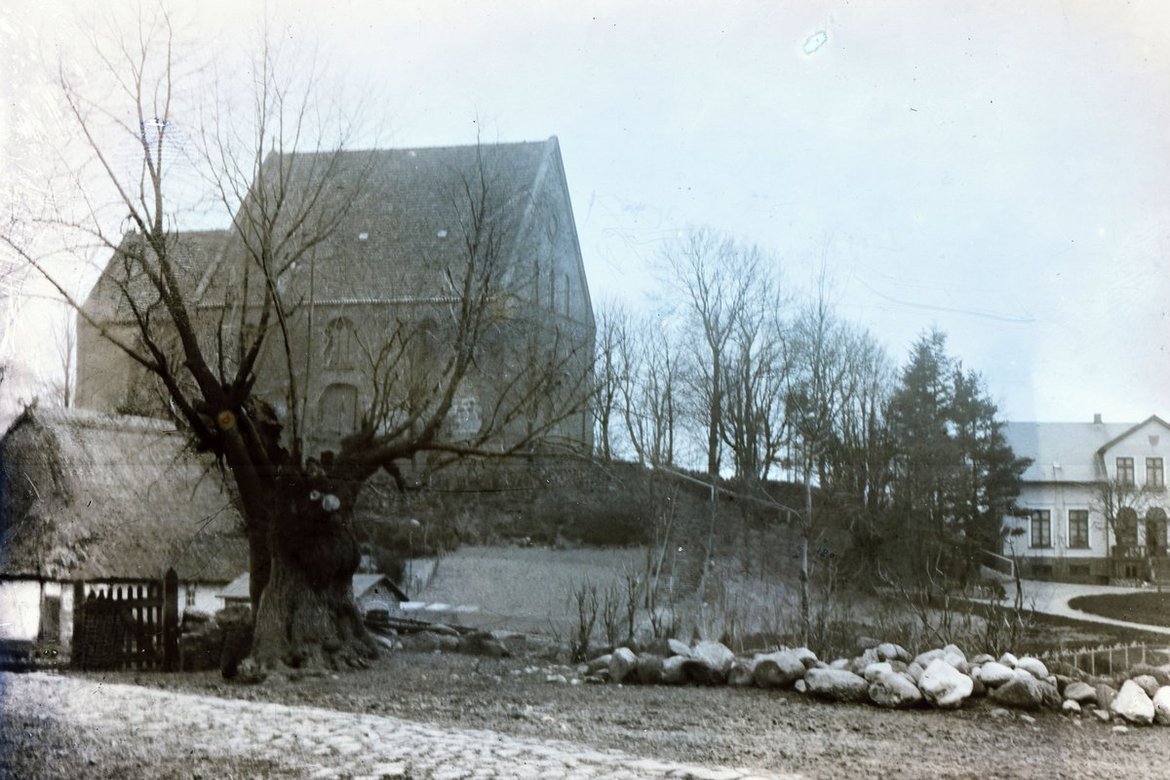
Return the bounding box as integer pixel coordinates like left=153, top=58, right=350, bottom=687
left=0, top=407, right=249, bottom=645
left=218, top=572, right=407, bottom=615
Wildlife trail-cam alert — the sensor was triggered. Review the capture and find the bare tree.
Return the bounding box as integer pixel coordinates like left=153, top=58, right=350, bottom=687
left=661, top=228, right=763, bottom=477
left=4, top=10, right=591, bottom=674
left=619, top=314, right=682, bottom=468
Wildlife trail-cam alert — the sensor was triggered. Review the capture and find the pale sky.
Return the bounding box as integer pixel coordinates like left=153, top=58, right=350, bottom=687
left=3, top=0, right=1170, bottom=428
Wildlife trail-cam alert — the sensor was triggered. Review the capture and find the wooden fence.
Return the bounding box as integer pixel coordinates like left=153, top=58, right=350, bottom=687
left=71, top=569, right=179, bottom=672
left=1036, top=641, right=1170, bottom=677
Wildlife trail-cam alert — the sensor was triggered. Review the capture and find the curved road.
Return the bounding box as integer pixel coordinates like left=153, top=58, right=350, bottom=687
left=1011, top=579, right=1170, bottom=637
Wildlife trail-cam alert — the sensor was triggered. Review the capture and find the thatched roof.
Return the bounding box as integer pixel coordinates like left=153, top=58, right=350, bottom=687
left=0, top=407, right=247, bottom=582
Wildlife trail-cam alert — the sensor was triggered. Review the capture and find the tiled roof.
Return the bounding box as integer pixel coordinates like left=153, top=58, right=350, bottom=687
left=81, top=231, right=228, bottom=322
left=199, top=139, right=560, bottom=307
left=1003, top=421, right=1133, bottom=482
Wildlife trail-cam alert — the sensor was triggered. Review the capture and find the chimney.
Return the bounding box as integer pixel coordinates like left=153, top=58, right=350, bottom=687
left=1093, top=413, right=1103, bottom=425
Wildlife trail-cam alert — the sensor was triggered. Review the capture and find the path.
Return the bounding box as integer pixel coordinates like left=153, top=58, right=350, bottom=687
left=1012, top=579, right=1170, bottom=637
left=1, top=672, right=794, bottom=780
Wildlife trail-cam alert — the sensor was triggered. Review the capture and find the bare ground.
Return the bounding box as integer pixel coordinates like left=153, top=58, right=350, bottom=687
left=41, top=650, right=1167, bottom=780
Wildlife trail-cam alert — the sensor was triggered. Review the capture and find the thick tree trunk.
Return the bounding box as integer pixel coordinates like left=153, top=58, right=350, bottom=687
left=239, top=461, right=379, bottom=674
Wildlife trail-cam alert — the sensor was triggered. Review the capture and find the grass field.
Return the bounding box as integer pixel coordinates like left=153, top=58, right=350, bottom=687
left=1067, top=591, right=1170, bottom=628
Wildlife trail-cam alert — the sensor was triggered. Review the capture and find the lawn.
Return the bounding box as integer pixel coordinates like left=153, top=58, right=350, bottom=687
left=1067, top=591, right=1170, bottom=627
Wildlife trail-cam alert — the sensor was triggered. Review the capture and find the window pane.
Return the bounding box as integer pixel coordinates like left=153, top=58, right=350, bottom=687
left=1031, top=510, right=1051, bottom=548
left=1068, top=510, right=1089, bottom=549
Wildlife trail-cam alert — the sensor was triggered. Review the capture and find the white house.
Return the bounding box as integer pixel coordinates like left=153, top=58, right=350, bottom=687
left=1002, top=414, right=1170, bottom=584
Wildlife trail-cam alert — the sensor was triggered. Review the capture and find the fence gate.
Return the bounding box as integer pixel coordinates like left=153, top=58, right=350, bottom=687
left=71, top=569, right=179, bottom=672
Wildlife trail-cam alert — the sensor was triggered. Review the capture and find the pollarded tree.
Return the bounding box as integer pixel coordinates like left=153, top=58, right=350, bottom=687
left=6, top=11, right=592, bottom=674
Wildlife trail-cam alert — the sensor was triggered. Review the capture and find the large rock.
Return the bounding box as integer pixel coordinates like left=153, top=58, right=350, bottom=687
left=667, top=638, right=692, bottom=658
left=792, top=647, right=819, bottom=668
left=661, top=655, right=687, bottom=685
left=998, top=652, right=1018, bottom=669
left=876, top=642, right=911, bottom=664
left=608, top=647, right=638, bottom=684
left=457, top=632, right=509, bottom=658
left=913, top=649, right=944, bottom=669
left=681, top=658, right=728, bottom=686
left=1131, top=675, right=1161, bottom=699
left=1015, top=657, right=1049, bottom=680
left=1064, top=681, right=1098, bottom=706
left=805, top=668, right=870, bottom=703
left=691, top=641, right=735, bottom=675
left=977, top=662, right=1015, bottom=688
left=990, top=671, right=1044, bottom=710
left=636, top=654, right=665, bottom=685
left=863, top=661, right=893, bottom=684
left=753, top=651, right=806, bottom=689
left=1152, top=686, right=1170, bottom=726
left=848, top=648, right=880, bottom=676
left=868, top=670, right=924, bottom=709
left=727, top=659, right=756, bottom=687
left=586, top=653, right=612, bottom=674
left=919, top=659, right=973, bottom=709
left=1111, top=680, right=1155, bottom=725
left=1096, top=683, right=1119, bottom=711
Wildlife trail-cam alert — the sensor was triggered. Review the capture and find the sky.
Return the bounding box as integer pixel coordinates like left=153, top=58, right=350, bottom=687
left=2, top=0, right=1170, bottom=428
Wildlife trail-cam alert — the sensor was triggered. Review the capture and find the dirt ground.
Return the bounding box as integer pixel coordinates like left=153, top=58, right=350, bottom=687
left=51, top=650, right=1167, bottom=780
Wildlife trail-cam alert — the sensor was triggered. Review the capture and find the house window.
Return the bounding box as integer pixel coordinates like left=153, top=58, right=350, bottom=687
left=1030, top=510, right=1051, bottom=549
left=1068, top=510, right=1090, bottom=549
left=185, top=583, right=197, bottom=608
left=325, top=317, right=357, bottom=369
left=1147, top=457, right=1164, bottom=489
left=1147, top=508, right=1167, bottom=555
left=1115, top=507, right=1139, bottom=548
left=1117, top=457, right=1135, bottom=487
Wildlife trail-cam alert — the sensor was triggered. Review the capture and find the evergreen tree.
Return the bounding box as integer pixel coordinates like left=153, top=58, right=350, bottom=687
left=883, top=330, right=1030, bottom=586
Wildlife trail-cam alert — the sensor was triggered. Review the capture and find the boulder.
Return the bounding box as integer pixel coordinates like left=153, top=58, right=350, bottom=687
left=691, top=641, right=735, bottom=675
left=907, top=662, right=925, bottom=684
left=919, top=659, right=974, bottom=709
left=849, top=648, right=880, bottom=676
left=1064, top=681, right=1097, bottom=706
left=1126, top=663, right=1170, bottom=687
left=1095, top=683, right=1119, bottom=711
left=1063, top=699, right=1082, bottom=715
left=608, top=647, right=638, bottom=684
left=1131, top=674, right=1161, bottom=699
left=1092, top=708, right=1111, bottom=723
left=1015, top=657, right=1049, bottom=680
left=876, top=642, right=911, bottom=664
left=868, top=670, right=924, bottom=709
left=863, top=661, right=893, bottom=684
left=829, top=658, right=851, bottom=670
left=1152, top=686, right=1170, bottom=726
left=727, top=659, right=756, bottom=687
left=661, top=655, right=688, bottom=685
left=941, top=644, right=969, bottom=672
left=977, top=662, right=1015, bottom=688
left=682, top=658, right=728, bottom=686
left=1111, top=680, right=1155, bottom=725
left=971, top=653, right=995, bottom=665
left=913, top=649, right=944, bottom=669
left=636, top=654, right=665, bottom=685
left=753, top=650, right=806, bottom=689
left=989, top=670, right=1046, bottom=711
left=805, top=668, right=869, bottom=703
left=792, top=647, right=819, bottom=668
left=667, top=638, right=692, bottom=658
left=998, top=652, right=1018, bottom=669
left=402, top=631, right=459, bottom=653
left=587, top=653, right=612, bottom=674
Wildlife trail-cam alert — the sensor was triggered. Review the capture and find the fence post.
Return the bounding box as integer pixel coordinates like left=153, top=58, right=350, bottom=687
left=163, top=568, right=179, bottom=672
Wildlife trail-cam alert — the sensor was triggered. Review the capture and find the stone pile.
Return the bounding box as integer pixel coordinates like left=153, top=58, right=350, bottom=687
left=553, top=638, right=1170, bottom=726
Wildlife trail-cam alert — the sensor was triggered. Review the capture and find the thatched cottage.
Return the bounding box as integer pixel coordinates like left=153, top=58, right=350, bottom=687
left=0, top=407, right=248, bottom=645
left=75, top=137, right=595, bottom=458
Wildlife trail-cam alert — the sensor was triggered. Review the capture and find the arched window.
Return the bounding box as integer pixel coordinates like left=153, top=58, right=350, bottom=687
left=318, top=383, right=358, bottom=438
left=1116, top=507, right=1139, bottom=548
left=324, top=317, right=357, bottom=369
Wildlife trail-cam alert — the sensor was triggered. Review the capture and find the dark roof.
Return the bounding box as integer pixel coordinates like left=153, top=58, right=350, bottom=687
left=81, top=231, right=228, bottom=322
left=198, top=138, right=564, bottom=307
left=0, top=407, right=247, bottom=582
